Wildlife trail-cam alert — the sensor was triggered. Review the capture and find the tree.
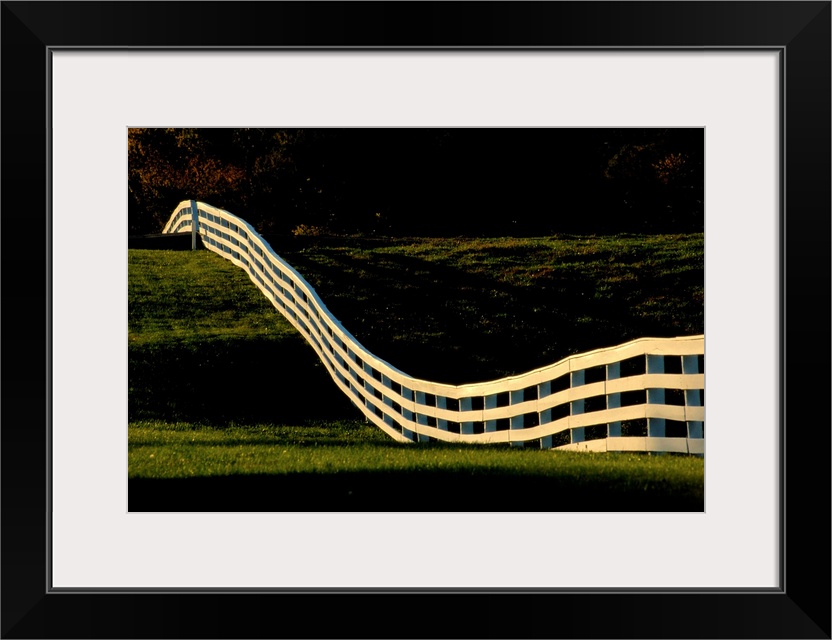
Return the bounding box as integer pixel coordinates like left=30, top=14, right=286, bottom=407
left=601, top=129, right=703, bottom=232
left=128, top=128, right=246, bottom=234
left=128, top=127, right=703, bottom=237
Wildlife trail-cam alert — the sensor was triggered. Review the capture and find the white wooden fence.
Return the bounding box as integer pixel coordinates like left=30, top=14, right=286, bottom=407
left=162, top=200, right=705, bottom=454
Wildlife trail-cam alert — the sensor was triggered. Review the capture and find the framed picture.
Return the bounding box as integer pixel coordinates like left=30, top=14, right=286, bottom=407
left=3, top=2, right=829, bottom=638
left=127, top=127, right=707, bottom=514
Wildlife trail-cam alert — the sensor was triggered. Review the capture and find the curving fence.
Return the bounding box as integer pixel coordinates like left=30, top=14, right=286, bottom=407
left=162, top=200, right=705, bottom=454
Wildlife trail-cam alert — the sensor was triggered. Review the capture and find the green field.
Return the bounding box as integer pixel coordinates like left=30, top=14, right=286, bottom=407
left=274, top=233, right=704, bottom=383
left=128, top=235, right=704, bottom=512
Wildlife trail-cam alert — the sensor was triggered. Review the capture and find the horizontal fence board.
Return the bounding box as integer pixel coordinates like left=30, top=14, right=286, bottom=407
left=559, top=439, right=609, bottom=453
left=685, top=407, right=705, bottom=422
left=644, top=437, right=691, bottom=454
left=509, top=418, right=572, bottom=440
left=605, top=437, right=649, bottom=452
left=688, top=439, right=706, bottom=455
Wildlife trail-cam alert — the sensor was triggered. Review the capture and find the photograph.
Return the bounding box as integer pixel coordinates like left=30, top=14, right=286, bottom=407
left=127, top=127, right=706, bottom=512
left=2, top=1, right=829, bottom=638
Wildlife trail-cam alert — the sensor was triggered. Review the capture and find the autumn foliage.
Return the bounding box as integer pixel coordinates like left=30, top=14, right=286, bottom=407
left=128, top=128, right=703, bottom=237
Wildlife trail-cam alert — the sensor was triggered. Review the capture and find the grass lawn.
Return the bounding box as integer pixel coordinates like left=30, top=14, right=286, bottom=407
left=128, top=235, right=704, bottom=512
left=129, top=419, right=704, bottom=511
left=271, top=233, right=704, bottom=383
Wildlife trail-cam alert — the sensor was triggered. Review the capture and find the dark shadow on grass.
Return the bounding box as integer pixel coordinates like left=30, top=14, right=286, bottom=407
left=129, top=335, right=357, bottom=424
left=274, top=240, right=703, bottom=385
left=129, top=470, right=704, bottom=513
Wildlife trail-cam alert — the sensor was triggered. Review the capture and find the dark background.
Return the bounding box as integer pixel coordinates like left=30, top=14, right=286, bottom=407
left=130, top=127, right=704, bottom=236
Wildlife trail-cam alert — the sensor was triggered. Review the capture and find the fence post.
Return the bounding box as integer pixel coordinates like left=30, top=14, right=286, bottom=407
left=646, top=354, right=666, bottom=437
left=607, top=361, right=621, bottom=437
left=570, top=369, right=585, bottom=443
left=460, top=397, right=477, bottom=435
left=682, top=355, right=704, bottom=439
left=190, top=200, right=198, bottom=250
left=484, top=393, right=498, bottom=432
left=509, top=388, right=524, bottom=447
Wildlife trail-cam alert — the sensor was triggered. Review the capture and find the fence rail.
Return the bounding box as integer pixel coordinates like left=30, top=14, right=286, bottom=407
left=161, top=200, right=705, bottom=454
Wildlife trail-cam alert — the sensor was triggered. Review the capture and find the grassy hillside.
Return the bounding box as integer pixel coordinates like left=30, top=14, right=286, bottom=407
left=271, top=233, right=703, bottom=383
left=128, top=237, right=704, bottom=512
left=129, top=249, right=356, bottom=424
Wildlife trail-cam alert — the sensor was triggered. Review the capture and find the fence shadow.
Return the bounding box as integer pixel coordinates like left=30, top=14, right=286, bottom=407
left=275, top=237, right=702, bottom=385
left=129, top=335, right=357, bottom=424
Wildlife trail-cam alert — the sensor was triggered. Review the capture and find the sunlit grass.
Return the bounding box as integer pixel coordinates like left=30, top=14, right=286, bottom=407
left=129, top=420, right=704, bottom=504
left=129, top=249, right=298, bottom=346
left=128, top=241, right=704, bottom=511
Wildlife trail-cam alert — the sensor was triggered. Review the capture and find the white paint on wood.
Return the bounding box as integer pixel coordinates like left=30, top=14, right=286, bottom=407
left=161, top=202, right=706, bottom=455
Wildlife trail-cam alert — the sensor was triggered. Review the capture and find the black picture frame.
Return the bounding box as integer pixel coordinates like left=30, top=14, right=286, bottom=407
left=2, top=2, right=829, bottom=638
